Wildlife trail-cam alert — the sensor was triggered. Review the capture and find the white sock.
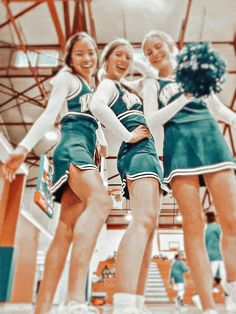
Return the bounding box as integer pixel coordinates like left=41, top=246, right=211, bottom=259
left=113, top=293, right=137, bottom=308
left=136, top=295, right=145, bottom=307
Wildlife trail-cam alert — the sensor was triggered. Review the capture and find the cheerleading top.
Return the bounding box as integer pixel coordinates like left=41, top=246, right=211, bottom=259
left=19, top=69, right=107, bottom=152
left=90, top=79, right=169, bottom=197
left=143, top=77, right=236, bottom=131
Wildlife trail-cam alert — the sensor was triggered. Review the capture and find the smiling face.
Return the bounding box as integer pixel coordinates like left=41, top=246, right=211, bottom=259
left=106, top=44, right=133, bottom=81
left=143, top=36, right=173, bottom=72
left=70, top=38, right=98, bottom=81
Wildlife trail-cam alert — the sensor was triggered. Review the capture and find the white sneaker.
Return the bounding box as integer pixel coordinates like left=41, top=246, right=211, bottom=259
left=225, top=295, right=236, bottom=312
left=174, top=297, right=188, bottom=312
left=67, top=302, right=99, bottom=314
left=57, top=303, right=68, bottom=313
left=222, top=281, right=236, bottom=304
left=139, top=305, right=152, bottom=314
left=113, top=306, right=140, bottom=314
left=191, top=294, right=203, bottom=310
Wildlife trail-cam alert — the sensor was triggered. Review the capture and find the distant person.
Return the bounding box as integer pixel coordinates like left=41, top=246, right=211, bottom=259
left=169, top=253, right=188, bottom=312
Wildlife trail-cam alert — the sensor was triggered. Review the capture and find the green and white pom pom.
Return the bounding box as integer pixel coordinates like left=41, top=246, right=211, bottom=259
left=175, top=42, right=227, bottom=98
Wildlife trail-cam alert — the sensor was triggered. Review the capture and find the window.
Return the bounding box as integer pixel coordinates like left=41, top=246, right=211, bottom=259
left=14, top=49, right=59, bottom=67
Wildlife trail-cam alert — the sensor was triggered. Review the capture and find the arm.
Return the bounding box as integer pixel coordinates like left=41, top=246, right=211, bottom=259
left=133, top=58, right=158, bottom=79
left=205, top=93, right=236, bottom=127
left=90, top=79, right=150, bottom=143
left=121, top=59, right=158, bottom=93
left=143, top=79, right=190, bottom=131
left=2, top=72, right=72, bottom=182
left=19, top=71, right=72, bottom=151
left=96, top=123, right=108, bottom=158
left=120, top=78, right=143, bottom=94
left=90, top=79, right=133, bottom=142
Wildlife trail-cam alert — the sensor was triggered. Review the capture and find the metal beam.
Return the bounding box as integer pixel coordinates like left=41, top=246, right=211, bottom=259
left=3, top=1, right=47, bottom=98
left=63, top=0, right=71, bottom=39
left=46, top=0, right=66, bottom=49
left=85, top=0, right=97, bottom=40
left=0, top=76, right=49, bottom=109
left=0, top=83, right=45, bottom=108
left=178, top=0, right=193, bottom=49
left=0, top=41, right=235, bottom=50
left=0, top=122, right=34, bottom=126
left=72, top=0, right=86, bottom=34
left=0, top=2, right=42, bottom=29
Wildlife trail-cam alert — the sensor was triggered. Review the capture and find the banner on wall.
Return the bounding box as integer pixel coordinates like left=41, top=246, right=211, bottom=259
left=34, top=155, right=54, bottom=218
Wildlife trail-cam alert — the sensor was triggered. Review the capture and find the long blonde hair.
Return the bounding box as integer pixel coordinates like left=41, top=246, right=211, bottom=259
left=98, top=38, right=133, bottom=81
left=142, top=30, right=178, bottom=68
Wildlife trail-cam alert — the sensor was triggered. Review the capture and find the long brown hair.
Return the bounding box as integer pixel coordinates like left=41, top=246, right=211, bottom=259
left=64, top=32, right=98, bottom=75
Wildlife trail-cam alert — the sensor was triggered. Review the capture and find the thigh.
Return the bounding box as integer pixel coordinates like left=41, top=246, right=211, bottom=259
left=127, top=177, right=160, bottom=221
left=170, top=175, right=203, bottom=219
left=204, top=169, right=236, bottom=224
left=59, top=185, right=85, bottom=231
left=68, top=164, right=108, bottom=202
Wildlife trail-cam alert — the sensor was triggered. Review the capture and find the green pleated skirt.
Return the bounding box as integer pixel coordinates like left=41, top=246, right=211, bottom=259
left=117, top=136, right=169, bottom=199
left=163, top=118, right=236, bottom=184
left=51, top=117, right=98, bottom=202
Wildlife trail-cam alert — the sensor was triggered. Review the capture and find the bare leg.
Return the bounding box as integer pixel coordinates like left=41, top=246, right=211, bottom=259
left=35, top=186, right=85, bottom=314
left=66, top=165, right=112, bottom=302
left=136, top=230, right=155, bottom=295
left=115, top=178, right=160, bottom=293
left=171, top=175, right=215, bottom=310
left=137, top=194, right=162, bottom=295
left=204, top=169, right=236, bottom=282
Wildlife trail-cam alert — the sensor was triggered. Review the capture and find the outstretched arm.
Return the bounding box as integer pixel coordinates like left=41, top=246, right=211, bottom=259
left=2, top=71, right=72, bottom=181
left=205, top=93, right=236, bottom=127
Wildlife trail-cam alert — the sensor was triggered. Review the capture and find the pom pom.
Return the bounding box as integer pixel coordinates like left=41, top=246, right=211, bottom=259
left=175, top=42, right=227, bottom=98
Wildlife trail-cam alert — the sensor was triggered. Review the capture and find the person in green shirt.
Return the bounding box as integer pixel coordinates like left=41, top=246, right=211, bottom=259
left=205, top=212, right=225, bottom=286
left=169, top=253, right=188, bottom=312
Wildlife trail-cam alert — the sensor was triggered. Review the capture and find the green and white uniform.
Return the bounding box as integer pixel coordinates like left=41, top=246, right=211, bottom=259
left=19, top=70, right=106, bottom=203
left=144, top=77, right=236, bottom=185
left=90, top=79, right=168, bottom=199
left=51, top=74, right=99, bottom=202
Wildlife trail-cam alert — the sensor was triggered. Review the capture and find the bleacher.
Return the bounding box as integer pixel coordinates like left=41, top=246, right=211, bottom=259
left=92, top=257, right=225, bottom=305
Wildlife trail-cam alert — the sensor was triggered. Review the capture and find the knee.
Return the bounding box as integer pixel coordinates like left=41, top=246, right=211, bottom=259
left=182, top=213, right=205, bottom=235
left=55, top=221, right=74, bottom=243
left=135, top=212, right=157, bottom=233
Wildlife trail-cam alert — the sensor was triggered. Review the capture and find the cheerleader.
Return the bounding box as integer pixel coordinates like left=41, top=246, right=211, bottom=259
left=2, top=32, right=112, bottom=314
left=90, top=38, right=168, bottom=314
left=141, top=30, right=236, bottom=314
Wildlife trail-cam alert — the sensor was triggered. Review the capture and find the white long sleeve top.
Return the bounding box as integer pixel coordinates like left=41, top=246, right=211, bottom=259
left=142, top=78, right=236, bottom=132
left=19, top=70, right=107, bottom=151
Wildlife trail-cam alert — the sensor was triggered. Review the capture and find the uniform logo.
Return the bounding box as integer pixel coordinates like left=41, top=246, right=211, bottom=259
left=159, top=83, right=181, bottom=106
left=122, top=91, right=140, bottom=109
left=80, top=93, right=93, bottom=112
